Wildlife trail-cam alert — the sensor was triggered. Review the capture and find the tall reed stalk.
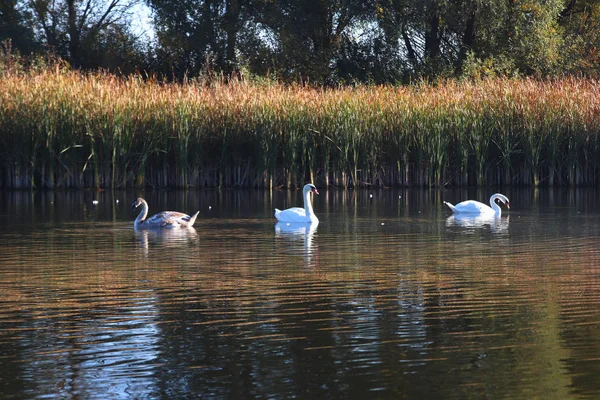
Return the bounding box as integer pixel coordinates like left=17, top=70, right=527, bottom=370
left=1, top=67, right=599, bottom=189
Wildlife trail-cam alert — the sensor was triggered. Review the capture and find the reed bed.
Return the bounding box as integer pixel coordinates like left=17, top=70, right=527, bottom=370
left=1, top=67, right=599, bottom=189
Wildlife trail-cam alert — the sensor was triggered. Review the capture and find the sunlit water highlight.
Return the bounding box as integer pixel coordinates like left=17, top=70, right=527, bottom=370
left=1, top=189, right=600, bottom=399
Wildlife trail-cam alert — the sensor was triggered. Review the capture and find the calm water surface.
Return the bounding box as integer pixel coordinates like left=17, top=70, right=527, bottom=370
left=1, top=188, right=599, bottom=399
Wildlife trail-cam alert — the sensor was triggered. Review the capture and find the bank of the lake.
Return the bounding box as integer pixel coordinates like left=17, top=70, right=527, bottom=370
left=1, top=67, right=599, bottom=189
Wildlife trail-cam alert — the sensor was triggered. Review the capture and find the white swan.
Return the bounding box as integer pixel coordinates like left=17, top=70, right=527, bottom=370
left=274, top=183, right=319, bottom=223
left=132, top=197, right=199, bottom=229
left=443, top=193, right=510, bottom=217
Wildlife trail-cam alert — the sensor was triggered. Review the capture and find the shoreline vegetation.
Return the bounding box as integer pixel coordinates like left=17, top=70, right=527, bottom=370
left=1, top=66, right=599, bottom=189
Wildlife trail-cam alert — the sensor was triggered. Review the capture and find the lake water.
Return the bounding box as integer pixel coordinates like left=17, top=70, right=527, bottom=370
left=1, top=188, right=599, bottom=399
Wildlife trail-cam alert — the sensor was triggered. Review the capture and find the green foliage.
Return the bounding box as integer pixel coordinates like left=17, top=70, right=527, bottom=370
left=558, top=0, right=600, bottom=78
left=148, top=0, right=254, bottom=79
left=2, top=0, right=600, bottom=82
left=253, top=0, right=371, bottom=84
left=0, top=1, right=38, bottom=55
left=461, top=52, right=519, bottom=80
left=4, top=0, right=146, bottom=73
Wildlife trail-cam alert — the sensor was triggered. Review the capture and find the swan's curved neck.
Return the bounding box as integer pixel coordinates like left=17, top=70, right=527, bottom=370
left=303, top=189, right=315, bottom=217
left=489, top=195, right=502, bottom=216
left=135, top=199, right=149, bottom=225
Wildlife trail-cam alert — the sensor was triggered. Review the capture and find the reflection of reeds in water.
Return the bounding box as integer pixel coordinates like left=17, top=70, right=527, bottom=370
left=1, top=67, right=599, bottom=189
left=3, top=216, right=600, bottom=398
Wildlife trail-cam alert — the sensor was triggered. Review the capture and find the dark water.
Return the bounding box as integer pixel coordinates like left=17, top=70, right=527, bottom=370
left=1, top=188, right=600, bottom=399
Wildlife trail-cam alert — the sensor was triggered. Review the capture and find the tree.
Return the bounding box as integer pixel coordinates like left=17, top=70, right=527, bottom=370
left=253, top=0, right=370, bottom=84
left=493, top=0, right=565, bottom=77
left=29, top=0, right=141, bottom=69
left=0, top=0, right=38, bottom=55
left=84, top=22, right=148, bottom=74
left=372, top=0, right=571, bottom=80
left=372, top=0, right=490, bottom=78
left=558, top=0, right=600, bottom=77
left=147, top=0, right=253, bottom=79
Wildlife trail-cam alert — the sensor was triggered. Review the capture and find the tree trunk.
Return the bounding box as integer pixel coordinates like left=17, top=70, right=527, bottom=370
left=67, top=0, right=81, bottom=67
left=224, top=0, right=241, bottom=77
left=424, top=6, right=441, bottom=61
left=456, top=9, right=476, bottom=75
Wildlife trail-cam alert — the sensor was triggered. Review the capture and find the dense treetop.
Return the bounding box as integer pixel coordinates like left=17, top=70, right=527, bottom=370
left=1, top=0, right=599, bottom=83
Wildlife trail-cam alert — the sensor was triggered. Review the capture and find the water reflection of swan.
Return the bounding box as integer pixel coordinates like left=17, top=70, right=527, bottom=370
left=444, top=193, right=510, bottom=217
left=275, top=221, right=319, bottom=262
left=446, top=214, right=510, bottom=233
left=135, top=227, right=199, bottom=256
left=274, top=184, right=319, bottom=223
left=132, top=197, right=199, bottom=229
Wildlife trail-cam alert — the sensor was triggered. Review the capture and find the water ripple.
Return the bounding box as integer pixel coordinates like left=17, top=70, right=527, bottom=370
left=1, top=190, right=600, bottom=399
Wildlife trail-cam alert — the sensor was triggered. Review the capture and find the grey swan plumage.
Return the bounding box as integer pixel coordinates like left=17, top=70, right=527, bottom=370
left=132, top=197, right=199, bottom=229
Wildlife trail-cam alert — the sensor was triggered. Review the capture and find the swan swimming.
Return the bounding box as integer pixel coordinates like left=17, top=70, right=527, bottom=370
left=274, top=183, right=319, bottom=223
left=132, top=197, right=199, bottom=229
left=443, top=193, right=510, bottom=217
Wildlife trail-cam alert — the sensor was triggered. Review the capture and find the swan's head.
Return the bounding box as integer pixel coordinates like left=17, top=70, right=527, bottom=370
left=132, top=197, right=144, bottom=210
left=303, top=183, right=319, bottom=195
left=492, top=194, right=510, bottom=209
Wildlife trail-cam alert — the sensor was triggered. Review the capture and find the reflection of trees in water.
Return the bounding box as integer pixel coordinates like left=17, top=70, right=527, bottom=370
left=4, top=288, right=163, bottom=398
left=3, top=209, right=600, bottom=398
left=151, top=266, right=580, bottom=398
left=8, top=259, right=585, bottom=398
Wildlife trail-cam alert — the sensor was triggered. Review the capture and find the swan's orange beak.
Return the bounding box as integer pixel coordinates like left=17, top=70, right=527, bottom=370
left=313, top=188, right=319, bottom=195
left=505, top=201, right=510, bottom=209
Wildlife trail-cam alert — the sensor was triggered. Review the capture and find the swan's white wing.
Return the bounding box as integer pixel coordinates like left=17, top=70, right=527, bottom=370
left=274, top=207, right=308, bottom=222
left=452, top=200, right=495, bottom=214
